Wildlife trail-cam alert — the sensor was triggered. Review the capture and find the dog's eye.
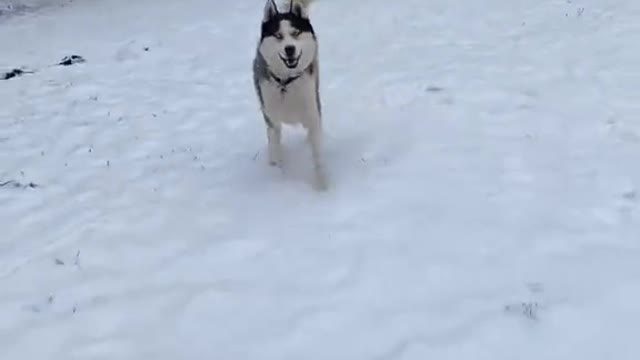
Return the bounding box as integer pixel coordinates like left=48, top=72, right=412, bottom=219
left=274, top=33, right=284, bottom=40
left=291, top=30, right=301, bottom=38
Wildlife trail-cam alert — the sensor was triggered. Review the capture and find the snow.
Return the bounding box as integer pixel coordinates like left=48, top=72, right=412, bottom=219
left=0, top=0, right=77, bottom=18
left=1, top=0, right=640, bottom=358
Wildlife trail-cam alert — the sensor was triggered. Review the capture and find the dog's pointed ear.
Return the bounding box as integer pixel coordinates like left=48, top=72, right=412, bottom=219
left=263, top=0, right=279, bottom=22
left=290, top=1, right=308, bottom=19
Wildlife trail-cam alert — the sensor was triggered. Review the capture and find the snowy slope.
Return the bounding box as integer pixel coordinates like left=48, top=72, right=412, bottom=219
left=1, top=0, right=640, bottom=359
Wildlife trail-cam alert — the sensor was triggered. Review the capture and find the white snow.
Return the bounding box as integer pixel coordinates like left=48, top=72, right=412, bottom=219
left=1, top=0, right=640, bottom=358
left=0, top=0, right=77, bottom=18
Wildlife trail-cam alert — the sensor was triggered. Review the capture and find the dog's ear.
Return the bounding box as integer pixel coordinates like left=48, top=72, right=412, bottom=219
left=263, top=0, right=279, bottom=22
left=290, top=1, right=308, bottom=19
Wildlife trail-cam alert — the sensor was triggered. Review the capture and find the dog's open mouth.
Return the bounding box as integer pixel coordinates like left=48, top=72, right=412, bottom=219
left=279, top=52, right=302, bottom=69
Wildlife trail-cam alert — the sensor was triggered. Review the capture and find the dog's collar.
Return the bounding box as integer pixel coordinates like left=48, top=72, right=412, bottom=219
left=269, top=71, right=303, bottom=93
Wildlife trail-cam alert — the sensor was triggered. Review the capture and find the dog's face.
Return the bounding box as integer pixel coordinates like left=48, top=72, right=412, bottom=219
left=258, top=1, right=317, bottom=76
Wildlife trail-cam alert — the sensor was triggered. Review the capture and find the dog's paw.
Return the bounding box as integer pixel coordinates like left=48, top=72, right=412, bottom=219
left=313, top=172, right=329, bottom=192
left=268, top=147, right=283, bottom=169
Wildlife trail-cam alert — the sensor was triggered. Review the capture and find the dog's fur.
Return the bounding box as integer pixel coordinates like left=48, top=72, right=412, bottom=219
left=252, top=0, right=327, bottom=191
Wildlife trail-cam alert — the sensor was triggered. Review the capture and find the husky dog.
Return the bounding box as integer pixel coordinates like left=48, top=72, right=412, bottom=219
left=252, top=0, right=327, bottom=191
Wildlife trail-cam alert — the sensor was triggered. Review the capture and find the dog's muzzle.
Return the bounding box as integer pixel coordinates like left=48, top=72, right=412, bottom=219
left=279, top=52, right=302, bottom=69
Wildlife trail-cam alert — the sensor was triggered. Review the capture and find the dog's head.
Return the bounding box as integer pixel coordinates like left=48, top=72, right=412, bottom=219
left=258, top=0, right=317, bottom=76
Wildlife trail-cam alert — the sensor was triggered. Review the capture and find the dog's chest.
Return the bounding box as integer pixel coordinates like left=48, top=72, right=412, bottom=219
left=260, top=75, right=317, bottom=126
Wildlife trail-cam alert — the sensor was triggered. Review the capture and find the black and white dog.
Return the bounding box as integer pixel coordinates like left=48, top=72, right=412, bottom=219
left=252, top=0, right=327, bottom=191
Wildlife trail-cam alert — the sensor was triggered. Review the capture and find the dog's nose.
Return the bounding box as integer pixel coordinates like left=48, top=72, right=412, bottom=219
left=284, top=45, right=296, bottom=57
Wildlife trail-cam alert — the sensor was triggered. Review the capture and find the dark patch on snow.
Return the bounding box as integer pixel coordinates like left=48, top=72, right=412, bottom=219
left=425, top=85, right=444, bottom=93
left=1, top=1, right=78, bottom=21
left=2, top=54, right=85, bottom=81
left=622, top=190, right=636, bottom=201
left=58, top=54, right=85, bottom=66
left=2, top=69, right=23, bottom=80
left=0, top=3, right=30, bottom=18
left=53, top=250, right=81, bottom=268
left=503, top=282, right=549, bottom=320
left=504, top=301, right=542, bottom=320
left=0, top=180, right=40, bottom=188
left=1, top=68, right=34, bottom=80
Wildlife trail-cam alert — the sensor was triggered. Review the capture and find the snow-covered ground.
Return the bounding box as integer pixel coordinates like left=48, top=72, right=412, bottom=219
left=1, top=0, right=639, bottom=358
left=0, top=0, right=77, bottom=19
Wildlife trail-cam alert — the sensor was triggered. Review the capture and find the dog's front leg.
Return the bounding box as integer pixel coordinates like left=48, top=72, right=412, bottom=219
left=265, top=116, right=283, bottom=168
left=308, top=121, right=328, bottom=191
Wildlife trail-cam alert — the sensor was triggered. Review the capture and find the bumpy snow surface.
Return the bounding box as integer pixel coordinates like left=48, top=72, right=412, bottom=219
left=1, top=0, right=640, bottom=358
